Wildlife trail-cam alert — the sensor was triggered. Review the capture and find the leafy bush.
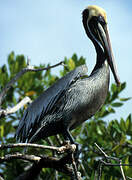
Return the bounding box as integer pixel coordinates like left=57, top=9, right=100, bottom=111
left=0, top=52, right=131, bottom=179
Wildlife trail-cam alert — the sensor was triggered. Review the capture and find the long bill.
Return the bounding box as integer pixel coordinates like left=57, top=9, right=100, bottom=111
left=97, top=23, right=120, bottom=86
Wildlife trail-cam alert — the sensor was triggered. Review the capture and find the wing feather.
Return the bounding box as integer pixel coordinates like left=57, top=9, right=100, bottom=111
left=16, top=65, right=88, bottom=142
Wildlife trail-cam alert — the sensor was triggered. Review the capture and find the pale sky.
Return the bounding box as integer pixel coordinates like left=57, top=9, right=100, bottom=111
left=0, top=0, right=132, bottom=120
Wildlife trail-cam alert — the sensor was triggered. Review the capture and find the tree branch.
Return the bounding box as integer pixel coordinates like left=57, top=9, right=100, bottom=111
left=0, top=97, right=32, bottom=118
left=0, top=152, right=74, bottom=180
left=71, top=153, right=81, bottom=180
left=0, top=153, right=41, bottom=163
left=0, top=142, right=80, bottom=179
left=0, top=174, right=4, bottom=180
left=0, top=61, right=64, bottom=105
left=0, top=142, right=76, bottom=154
left=94, top=143, right=126, bottom=180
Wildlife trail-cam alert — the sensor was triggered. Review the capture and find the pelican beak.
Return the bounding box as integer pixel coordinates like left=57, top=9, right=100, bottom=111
left=97, top=23, right=120, bottom=86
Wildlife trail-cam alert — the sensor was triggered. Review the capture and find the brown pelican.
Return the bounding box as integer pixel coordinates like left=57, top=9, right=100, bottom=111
left=16, top=5, right=120, bottom=145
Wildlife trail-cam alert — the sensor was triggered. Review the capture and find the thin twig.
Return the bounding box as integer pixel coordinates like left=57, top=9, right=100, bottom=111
left=0, top=97, right=32, bottom=117
left=94, top=143, right=126, bottom=180
left=127, top=176, right=132, bottom=180
left=46, top=137, right=59, bottom=179
left=100, top=160, right=132, bottom=166
left=55, top=170, right=58, bottom=180
left=79, top=162, right=89, bottom=179
left=71, top=153, right=80, bottom=180
left=95, top=143, right=120, bottom=162
left=119, top=161, right=126, bottom=180
left=94, top=143, right=108, bottom=158
left=0, top=61, right=64, bottom=105
left=99, top=160, right=127, bottom=180
left=98, top=161, right=103, bottom=180
left=0, top=175, right=4, bottom=180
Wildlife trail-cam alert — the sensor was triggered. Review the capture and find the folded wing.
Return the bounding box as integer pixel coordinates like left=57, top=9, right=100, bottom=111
left=16, top=65, right=88, bottom=142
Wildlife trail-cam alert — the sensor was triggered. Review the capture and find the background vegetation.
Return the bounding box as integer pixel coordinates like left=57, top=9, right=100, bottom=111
left=0, top=52, right=131, bottom=179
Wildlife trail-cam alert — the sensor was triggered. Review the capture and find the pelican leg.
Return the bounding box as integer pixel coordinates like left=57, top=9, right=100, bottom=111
left=63, top=129, right=75, bottom=144
left=62, top=129, right=81, bottom=160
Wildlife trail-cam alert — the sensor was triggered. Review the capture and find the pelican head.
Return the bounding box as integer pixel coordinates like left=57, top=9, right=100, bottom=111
left=82, top=5, right=120, bottom=86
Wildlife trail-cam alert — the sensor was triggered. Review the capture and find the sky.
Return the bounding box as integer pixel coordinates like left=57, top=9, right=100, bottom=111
left=0, top=0, right=132, bottom=120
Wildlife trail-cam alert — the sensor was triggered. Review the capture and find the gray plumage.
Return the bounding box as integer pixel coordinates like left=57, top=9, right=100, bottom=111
left=16, top=62, right=109, bottom=143
left=16, top=65, right=89, bottom=142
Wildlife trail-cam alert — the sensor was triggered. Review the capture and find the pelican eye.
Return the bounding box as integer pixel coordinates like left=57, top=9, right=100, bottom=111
left=97, top=15, right=106, bottom=26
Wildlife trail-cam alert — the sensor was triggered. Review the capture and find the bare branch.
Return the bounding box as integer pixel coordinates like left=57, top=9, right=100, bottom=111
left=0, top=175, right=4, bottom=180
left=0, top=152, right=75, bottom=180
left=0, top=152, right=74, bottom=180
left=0, top=142, right=76, bottom=154
left=71, top=153, right=81, bottom=180
left=119, top=161, right=126, bottom=180
left=98, top=161, right=103, bottom=180
left=100, top=160, right=132, bottom=166
left=79, top=161, right=89, bottom=179
left=0, top=153, right=41, bottom=163
left=95, top=143, right=120, bottom=162
left=0, top=61, right=64, bottom=105
left=94, top=143, right=108, bottom=159
left=94, top=143, right=126, bottom=180
left=0, top=142, right=80, bottom=179
left=127, top=176, right=132, bottom=180
left=0, top=97, right=32, bottom=118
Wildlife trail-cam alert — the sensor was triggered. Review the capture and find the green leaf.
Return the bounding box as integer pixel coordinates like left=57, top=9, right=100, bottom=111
left=0, top=52, right=131, bottom=179
left=120, top=118, right=126, bottom=132
left=111, top=83, right=117, bottom=93
left=68, top=58, right=75, bottom=70
left=120, top=82, right=126, bottom=91
left=126, top=114, right=132, bottom=133
left=126, top=116, right=130, bottom=130
left=108, top=107, right=115, bottom=113
left=124, top=156, right=129, bottom=171
left=112, top=144, right=120, bottom=152
left=120, top=97, right=131, bottom=101
left=127, top=140, right=132, bottom=145
left=96, top=126, right=103, bottom=135
left=111, top=102, right=123, bottom=107
left=112, top=120, right=122, bottom=133
left=0, top=125, right=4, bottom=141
